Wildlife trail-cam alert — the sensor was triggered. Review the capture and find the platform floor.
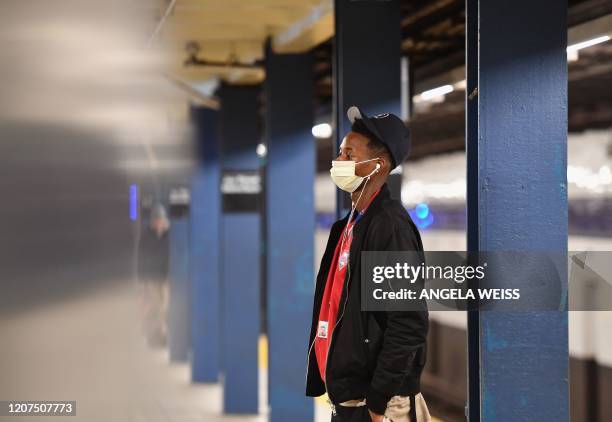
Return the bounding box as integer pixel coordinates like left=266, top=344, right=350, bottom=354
left=0, top=282, right=442, bottom=422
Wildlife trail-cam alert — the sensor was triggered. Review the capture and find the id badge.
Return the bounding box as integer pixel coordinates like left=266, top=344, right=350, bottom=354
left=317, top=321, right=328, bottom=339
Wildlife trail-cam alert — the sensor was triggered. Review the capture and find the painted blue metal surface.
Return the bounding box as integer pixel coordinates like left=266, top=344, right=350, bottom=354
left=168, top=216, right=192, bottom=362
left=190, top=107, right=221, bottom=382
left=465, top=0, right=481, bottom=419
left=264, top=44, right=315, bottom=422
left=333, top=0, right=402, bottom=215
left=218, top=84, right=261, bottom=414
left=221, top=214, right=260, bottom=413
left=466, top=0, right=568, bottom=420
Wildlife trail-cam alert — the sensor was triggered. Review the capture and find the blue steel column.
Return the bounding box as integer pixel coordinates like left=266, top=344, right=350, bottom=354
left=465, top=0, right=480, bottom=420
left=264, top=42, right=315, bottom=422
left=168, top=207, right=191, bottom=362
left=218, top=84, right=261, bottom=414
left=190, top=106, right=221, bottom=382
left=334, top=0, right=402, bottom=215
left=466, top=1, right=568, bottom=421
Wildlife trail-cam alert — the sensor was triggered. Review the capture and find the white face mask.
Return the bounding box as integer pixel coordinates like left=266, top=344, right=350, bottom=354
left=329, top=158, right=380, bottom=193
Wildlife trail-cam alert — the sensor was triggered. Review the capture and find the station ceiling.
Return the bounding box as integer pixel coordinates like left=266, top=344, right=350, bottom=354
left=155, top=0, right=333, bottom=86
left=151, top=0, right=612, bottom=162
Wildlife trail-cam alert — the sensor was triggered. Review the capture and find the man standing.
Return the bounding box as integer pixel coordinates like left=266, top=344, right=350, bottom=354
left=306, top=107, right=430, bottom=422
left=138, top=202, right=170, bottom=347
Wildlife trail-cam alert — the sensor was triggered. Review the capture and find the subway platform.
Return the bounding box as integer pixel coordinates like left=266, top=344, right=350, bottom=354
left=2, top=282, right=446, bottom=422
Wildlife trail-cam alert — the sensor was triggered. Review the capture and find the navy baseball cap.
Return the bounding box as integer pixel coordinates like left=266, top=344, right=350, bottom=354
left=347, top=106, right=411, bottom=169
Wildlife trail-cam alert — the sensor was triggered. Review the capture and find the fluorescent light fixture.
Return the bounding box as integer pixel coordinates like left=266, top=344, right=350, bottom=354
left=567, top=49, right=579, bottom=62
left=453, top=79, right=467, bottom=90
left=567, top=35, right=610, bottom=53
left=312, top=123, right=332, bottom=139
left=414, top=36, right=610, bottom=101
left=418, top=84, right=454, bottom=102
left=567, top=35, right=610, bottom=61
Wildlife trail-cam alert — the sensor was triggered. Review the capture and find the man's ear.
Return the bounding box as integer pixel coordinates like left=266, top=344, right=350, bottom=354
left=377, top=157, right=388, bottom=174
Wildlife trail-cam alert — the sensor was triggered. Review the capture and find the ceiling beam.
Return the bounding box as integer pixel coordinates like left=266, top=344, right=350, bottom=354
left=569, top=12, right=612, bottom=44
left=169, top=8, right=306, bottom=27
left=569, top=0, right=612, bottom=27
left=272, top=0, right=333, bottom=53
left=165, top=73, right=221, bottom=109
left=176, top=0, right=321, bottom=10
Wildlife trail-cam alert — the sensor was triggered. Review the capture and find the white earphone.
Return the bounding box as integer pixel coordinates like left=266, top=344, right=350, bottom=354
left=365, top=162, right=382, bottom=178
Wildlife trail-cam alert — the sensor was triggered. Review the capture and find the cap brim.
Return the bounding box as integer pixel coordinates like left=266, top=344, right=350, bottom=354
left=347, top=106, right=365, bottom=123
left=347, top=106, right=384, bottom=143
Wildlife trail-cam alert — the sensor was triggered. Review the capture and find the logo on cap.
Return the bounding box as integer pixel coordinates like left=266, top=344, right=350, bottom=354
left=374, top=113, right=389, bottom=119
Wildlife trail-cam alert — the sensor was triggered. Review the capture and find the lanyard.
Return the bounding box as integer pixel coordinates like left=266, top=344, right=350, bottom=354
left=342, top=187, right=381, bottom=241
left=353, top=188, right=381, bottom=223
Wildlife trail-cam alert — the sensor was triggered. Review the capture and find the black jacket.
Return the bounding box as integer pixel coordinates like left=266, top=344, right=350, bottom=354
left=305, top=184, right=429, bottom=415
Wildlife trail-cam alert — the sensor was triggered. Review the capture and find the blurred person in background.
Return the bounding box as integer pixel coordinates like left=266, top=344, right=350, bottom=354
left=306, top=107, right=430, bottom=422
left=137, top=202, right=170, bottom=348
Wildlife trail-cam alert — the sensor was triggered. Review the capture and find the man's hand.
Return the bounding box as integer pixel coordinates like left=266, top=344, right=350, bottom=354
left=368, top=409, right=384, bottom=422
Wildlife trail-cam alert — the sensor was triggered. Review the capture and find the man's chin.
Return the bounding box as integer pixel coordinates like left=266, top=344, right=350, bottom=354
left=353, top=180, right=368, bottom=194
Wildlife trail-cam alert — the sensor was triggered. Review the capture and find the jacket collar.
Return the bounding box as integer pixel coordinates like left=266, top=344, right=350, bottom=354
left=338, top=182, right=390, bottom=225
